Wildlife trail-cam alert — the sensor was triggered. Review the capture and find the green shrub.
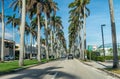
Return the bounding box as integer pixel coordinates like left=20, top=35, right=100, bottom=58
left=96, top=56, right=105, bottom=62
left=105, top=56, right=113, bottom=60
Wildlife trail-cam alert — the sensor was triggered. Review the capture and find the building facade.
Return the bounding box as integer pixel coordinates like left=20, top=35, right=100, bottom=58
left=0, top=38, right=15, bottom=59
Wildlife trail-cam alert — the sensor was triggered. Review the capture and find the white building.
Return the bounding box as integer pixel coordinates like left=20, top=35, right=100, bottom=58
left=97, top=43, right=120, bottom=56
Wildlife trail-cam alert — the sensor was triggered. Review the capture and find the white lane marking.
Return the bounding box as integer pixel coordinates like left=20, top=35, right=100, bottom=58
left=51, top=72, right=58, bottom=79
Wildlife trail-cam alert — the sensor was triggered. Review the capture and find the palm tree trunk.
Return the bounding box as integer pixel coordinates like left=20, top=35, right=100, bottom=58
left=53, top=28, right=57, bottom=58
left=19, top=0, right=26, bottom=66
left=30, top=33, right=33, bottom=59
left=1, top=0, right=5, bottom=62
left=83, top=6, right=86, bottom=60
left=50, top=30, right=54, bottom=58
left=45, top=15, right=49, bottom=60
left=13, top=23, right=15, bottom=60
left=56, top=40, right=59, bottom=58
left=78, top=26, right=82, bottom=59
left=108, top=0, right=119, bottom=68
left=26, top=35, right=29, bottom=59
left=37, top=15, right=41, bottom=62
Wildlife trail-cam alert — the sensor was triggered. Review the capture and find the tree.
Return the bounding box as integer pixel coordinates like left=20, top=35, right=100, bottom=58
left=25, top=21, right=37, bottom=59
left=1, top=0, right=5, bottom=62
left=56, top=29, right=66, bottom=58
left=19, top=0, right=26, bottom=66
left=82, top=0, right=90, bottom=60
left=68, top=0, right=90, bottom=60
left=42, top=0, right=58, bottom=60
left=108, top=0, right=119, bottom=68
left=50, top=16, right=63, bottom=58
left=6, top=14, right=17, bottom=60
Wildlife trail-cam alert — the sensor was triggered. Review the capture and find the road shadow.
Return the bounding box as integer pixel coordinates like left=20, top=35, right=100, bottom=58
left=96, top=61, right=112, bottom=68
left=9, top=66, right=80, bottom=79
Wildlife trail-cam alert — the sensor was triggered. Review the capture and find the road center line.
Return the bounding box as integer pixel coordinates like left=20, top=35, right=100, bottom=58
left=51, top=72, right=58, bottom=79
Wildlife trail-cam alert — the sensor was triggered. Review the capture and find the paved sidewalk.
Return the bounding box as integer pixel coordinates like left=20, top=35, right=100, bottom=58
left=83, top=61, right=112, bottom=69
left=82, top=60, right=120, bottom=78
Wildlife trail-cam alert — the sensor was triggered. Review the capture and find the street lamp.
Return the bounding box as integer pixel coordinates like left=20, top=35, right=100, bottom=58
left=101, top=24, right=106, bottom=61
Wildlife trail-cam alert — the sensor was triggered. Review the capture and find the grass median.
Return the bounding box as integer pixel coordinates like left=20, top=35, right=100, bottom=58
left=0, top=59, right=48, bottom=73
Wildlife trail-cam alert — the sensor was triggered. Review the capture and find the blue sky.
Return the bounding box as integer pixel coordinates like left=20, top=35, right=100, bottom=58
left=56, top=0, right=120, bottom=47
left=0, top=0, right=120, bottom=47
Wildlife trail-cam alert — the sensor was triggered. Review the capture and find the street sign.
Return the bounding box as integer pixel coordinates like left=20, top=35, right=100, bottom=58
left=88, top=45, right=93, bottom=51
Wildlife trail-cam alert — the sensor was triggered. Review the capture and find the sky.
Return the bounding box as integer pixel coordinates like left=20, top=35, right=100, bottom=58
left=0, top=0, right=120, bottom=47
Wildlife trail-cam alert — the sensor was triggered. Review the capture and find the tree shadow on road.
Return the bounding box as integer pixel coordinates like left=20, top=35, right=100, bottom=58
left=9, top=66, right=80, bottom=79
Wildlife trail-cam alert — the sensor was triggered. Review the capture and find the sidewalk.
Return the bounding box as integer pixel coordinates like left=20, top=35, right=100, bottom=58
left=82, top=60, right=120, bottom=78
left=83, top=61, right=112, bottom=69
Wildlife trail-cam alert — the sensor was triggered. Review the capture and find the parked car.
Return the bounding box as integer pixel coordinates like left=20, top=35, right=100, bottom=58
left=4, top=56, right=10, bottom=61
left=68, top=54, right=73, bottom=59
left=4, top=56, right=14, bottom=61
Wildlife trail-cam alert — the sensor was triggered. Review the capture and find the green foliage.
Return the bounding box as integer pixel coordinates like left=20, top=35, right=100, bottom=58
left=0, top=60, right=39, bottom=72
left=105, top=56, right=113, bottom=60
left=0, top=61, right=20, bottom=72
left=96, top=56, right=105, bottom=62
left=86, top=50, right=100, bottom=60
left=0, top=58, right=56, bottom=73
left=87, top=50, right=120, bottom=62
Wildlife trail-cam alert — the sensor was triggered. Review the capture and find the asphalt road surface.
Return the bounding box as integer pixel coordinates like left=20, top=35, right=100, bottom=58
left=0, top=59, right=119, bottom=79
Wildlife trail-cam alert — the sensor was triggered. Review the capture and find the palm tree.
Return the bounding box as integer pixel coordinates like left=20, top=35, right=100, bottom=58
left=25, top=22, right=37, bottom=59
left=1, top=0, right=5, bottom=62
left=42, top=0, right=58, bottom=60
left=82, top=0, right=90, bottom=60
left=50, top=15, right=63, bottom=58
left=68, top=0, right=90, bottom=60
left=19, top=0, right=26, bottom=66
left=56, top=29, right=64, bottom=57
left=108, top=0, right=119, bottom=68
left=35, top=2, right=43, bottom=62
left=25, top=0, right=44, bottom=62
left=6, top=14, right=17, bottom=60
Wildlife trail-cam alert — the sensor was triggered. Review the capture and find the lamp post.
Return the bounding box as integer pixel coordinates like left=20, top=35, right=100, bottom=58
left=101, top=24, right=106, bottom=61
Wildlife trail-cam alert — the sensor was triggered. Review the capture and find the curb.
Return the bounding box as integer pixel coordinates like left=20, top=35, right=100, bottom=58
left=80, top=61, right=120, bottom=78
left=98, top=68, right=120, bottom=78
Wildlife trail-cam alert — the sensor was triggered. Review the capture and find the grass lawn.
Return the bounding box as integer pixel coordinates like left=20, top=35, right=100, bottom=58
left=105, top=68, right=120, bottom=74
left=0, top=59, right=46, bottom=73
left=112, top=69, right=120, bottom=74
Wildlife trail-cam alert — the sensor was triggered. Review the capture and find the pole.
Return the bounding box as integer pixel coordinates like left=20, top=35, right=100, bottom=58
left=101, top=24, right=105, bottom=61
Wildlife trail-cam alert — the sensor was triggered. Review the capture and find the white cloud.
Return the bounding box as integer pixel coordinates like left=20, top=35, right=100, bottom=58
left=0, top=23, right=13, bottom=40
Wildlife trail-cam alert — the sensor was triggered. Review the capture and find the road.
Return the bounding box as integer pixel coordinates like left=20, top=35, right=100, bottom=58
left=0, top=59, right=118, bottom=79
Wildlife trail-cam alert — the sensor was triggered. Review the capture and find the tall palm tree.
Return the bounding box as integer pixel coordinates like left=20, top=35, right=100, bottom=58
left=25, top=22, right=37, bottom=59
left=68, top=0, right=90, bottom=60
left=108, top=0, right=119, bottom=68
left=36, top=2, right=43, bottom=62
left=19, top=0, right=26, bottom=66
left=56, top=29, right=64, bottom=57
left=6, top=14, right=17, bottom=60
left=42, top=0, right=58, bottom=60
left=50, top=15, right=63, bottom=58
left=26, top=0, right=44, bottom=62
left=82, top=0, right=90, bottom=60
left=1, top=0, right=5, bottom=62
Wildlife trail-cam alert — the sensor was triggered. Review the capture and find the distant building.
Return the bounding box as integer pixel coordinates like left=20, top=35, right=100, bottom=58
left=0, top=38, right=15, bottom=59
left=97, top=43, right=120, bottom=56
left=15, top=44, right=46, bottom=59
